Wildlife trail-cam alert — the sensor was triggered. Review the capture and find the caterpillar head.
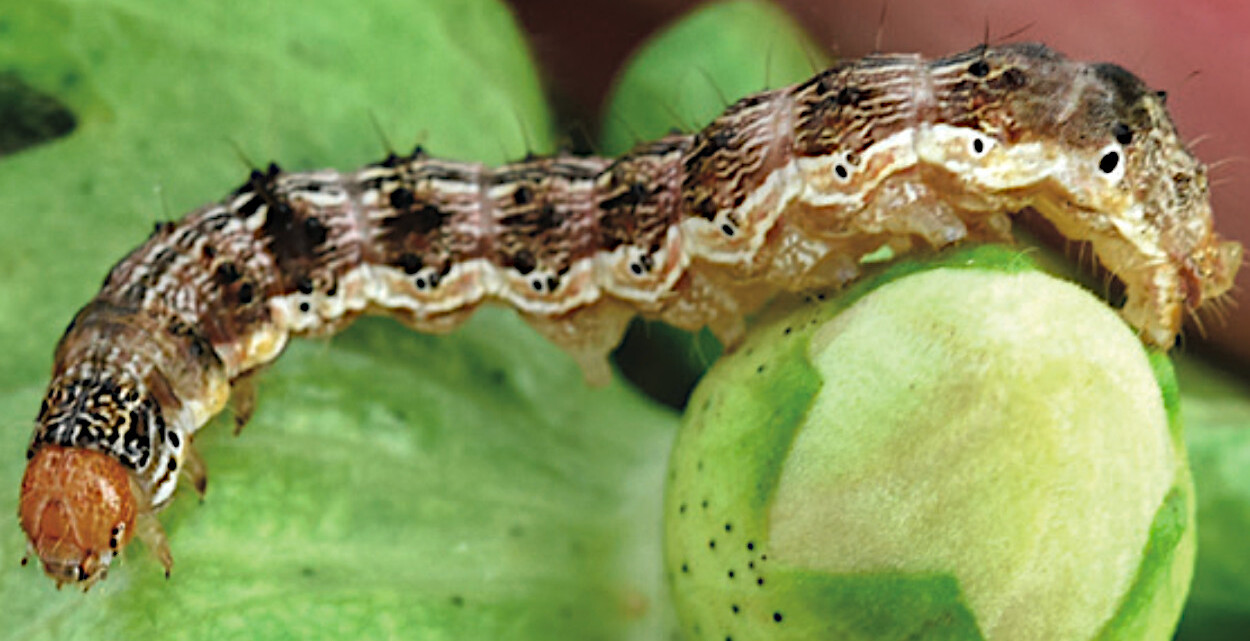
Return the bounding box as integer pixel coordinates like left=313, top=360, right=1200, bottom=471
left=19, top=445, right=136, bottom=589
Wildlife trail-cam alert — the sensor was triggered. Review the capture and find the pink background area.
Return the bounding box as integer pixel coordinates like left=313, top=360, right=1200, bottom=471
left=514, top=0, right=1250, bottom=369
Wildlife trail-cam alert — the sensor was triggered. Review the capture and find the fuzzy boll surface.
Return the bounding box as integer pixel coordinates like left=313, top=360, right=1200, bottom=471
left=664, top=247, right=1195, bottom=641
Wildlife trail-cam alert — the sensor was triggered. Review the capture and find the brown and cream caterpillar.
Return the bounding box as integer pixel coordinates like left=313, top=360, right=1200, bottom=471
left=18, top=43, right=1242, bottom=588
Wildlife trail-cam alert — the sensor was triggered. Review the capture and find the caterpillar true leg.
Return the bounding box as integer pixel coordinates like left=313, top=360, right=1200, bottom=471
left=229, top=374, right=259, bottom=436
left=181, top=442, right=209, bottom=498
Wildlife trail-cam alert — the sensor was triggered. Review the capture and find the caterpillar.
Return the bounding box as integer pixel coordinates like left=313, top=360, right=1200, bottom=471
left=18, top=42, right=1242, bottom=588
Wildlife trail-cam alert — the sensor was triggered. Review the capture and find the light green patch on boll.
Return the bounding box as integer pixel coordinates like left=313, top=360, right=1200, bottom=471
left=665, top=245, right=1194, bottom=641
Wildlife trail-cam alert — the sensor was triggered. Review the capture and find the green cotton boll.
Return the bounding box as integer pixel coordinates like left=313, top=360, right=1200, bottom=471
left=664, top=245, right=1195, bottom=641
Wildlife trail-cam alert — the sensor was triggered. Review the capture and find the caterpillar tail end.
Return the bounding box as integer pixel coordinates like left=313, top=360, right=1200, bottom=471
left=18, top=445, right=171, bottom=589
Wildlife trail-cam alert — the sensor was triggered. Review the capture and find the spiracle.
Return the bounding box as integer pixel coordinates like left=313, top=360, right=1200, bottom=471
left=18, top=43, right=1241, bottom=587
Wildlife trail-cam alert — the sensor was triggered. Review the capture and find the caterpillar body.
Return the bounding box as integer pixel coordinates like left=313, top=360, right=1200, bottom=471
left=18, top=43, right=1241, bottom=588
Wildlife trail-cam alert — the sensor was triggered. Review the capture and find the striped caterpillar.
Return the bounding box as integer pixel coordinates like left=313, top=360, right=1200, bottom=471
left=19, top=43, right=1241, bottom=588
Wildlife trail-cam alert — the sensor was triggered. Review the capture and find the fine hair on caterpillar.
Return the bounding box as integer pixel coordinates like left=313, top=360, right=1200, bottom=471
left=18, top=42, right=1242, bottom=589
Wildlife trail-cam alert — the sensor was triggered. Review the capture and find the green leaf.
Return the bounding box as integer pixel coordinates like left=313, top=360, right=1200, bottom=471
left=1174, top=360, right=1250, bottom=640
left=0, top=1, right=677, bottom=639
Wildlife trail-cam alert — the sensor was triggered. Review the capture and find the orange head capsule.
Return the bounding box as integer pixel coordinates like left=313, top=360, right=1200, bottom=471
left=19, top=445, right=137, bottom=589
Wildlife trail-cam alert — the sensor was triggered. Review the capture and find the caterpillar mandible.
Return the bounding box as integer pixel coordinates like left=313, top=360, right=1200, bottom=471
left=18, top=42, right=1241, bottom=588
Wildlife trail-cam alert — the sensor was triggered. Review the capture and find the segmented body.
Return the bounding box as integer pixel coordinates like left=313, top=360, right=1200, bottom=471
left=19, top=43, right=1241, bottom=588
